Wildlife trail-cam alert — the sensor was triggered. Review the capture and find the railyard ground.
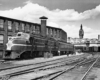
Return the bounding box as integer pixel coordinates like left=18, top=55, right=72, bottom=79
left=0, top=52, right=90, bottom=70
left=7, top=53, right=100, bottom=80
left=0, top=52, right=95, bottom=80
left=54, top=54, right=100, bottom=80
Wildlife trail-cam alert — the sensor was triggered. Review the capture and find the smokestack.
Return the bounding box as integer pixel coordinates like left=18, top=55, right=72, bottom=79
left=39, top=16, right=48, bottom=36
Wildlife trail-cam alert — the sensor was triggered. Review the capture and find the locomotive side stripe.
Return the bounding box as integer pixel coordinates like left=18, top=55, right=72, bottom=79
left=7, top=43, right=46, bottom=49
left=12, top=44, right=55, bottom=48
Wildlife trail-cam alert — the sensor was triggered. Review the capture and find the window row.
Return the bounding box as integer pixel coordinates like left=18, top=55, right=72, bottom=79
left=46, top=28, right=60, bottom=38
left=0, top=19, right=41, bottom=34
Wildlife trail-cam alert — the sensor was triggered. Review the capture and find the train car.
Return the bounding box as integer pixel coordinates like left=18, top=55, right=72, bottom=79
left=74, top=43, right=100, bottom=54
left=4, top=32, right=74, bottom=59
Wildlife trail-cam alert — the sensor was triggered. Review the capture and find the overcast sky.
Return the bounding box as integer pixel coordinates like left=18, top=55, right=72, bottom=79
left=0, top=0, right=100, bottom=39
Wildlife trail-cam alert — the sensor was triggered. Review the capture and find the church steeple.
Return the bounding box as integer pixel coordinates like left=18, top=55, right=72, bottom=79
left=79, top=24, right=84, bottom=39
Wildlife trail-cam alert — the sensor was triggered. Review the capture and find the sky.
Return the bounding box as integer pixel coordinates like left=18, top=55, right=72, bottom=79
left=0, top=0, right=100, bottom=39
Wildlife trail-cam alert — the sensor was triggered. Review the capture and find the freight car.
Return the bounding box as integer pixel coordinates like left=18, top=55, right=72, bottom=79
left=4, top=32, right=74, bottom=59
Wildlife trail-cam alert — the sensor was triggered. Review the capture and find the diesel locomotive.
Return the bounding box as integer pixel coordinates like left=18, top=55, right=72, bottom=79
left=5, top=32, right=74, bottom=59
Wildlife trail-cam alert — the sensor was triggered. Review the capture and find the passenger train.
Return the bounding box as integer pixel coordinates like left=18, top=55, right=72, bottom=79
left=4, top=32, right=74, bottom=59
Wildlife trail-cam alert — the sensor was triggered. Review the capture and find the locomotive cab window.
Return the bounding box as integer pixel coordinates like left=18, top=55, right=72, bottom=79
left=16, top=32, right=22, bottom=36
left=17, top=33, right=21, bottom=36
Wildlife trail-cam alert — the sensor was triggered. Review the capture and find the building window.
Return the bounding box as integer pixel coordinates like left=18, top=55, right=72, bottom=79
left=57, top=30, right=59, bottom=38
left=52, top=29, right=54, bottom=37
left=32, top=25, right=36, bottom=33
left=59, top=31, right=60, bottom=38
left=48, top=28, right=50, bottom=36
left=8, top=21, right=12, bottom=30
left=22, top=23, right=25, bottom=31
left=46, top=28, right=49, bottom=35
left=36, top=26, right=40, bottom=34
left=0, top=35, right=3, bottom=43
left=54, top=29, right=57, bottom=37
left=28, top=24, right=30, bottom=32
left=50, top=29, right=52, bottom=35
left=0, top=19, right=4, bottom=29
left=15, top=22, right=19, bottom=31
left=30, top=25, right=33, bottom=33
left=26, top=24, right=30, bottom=32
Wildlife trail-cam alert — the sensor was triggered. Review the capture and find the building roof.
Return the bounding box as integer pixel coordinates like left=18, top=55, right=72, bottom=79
left=0, top=16, right=40, bottom=25
left=39, top=16, right=48, bottom=19
left=0, top=16, right=64, bottom=31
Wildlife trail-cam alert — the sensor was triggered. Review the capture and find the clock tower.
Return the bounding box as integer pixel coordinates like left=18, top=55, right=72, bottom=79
left=79, top=24, right=84, bottom=39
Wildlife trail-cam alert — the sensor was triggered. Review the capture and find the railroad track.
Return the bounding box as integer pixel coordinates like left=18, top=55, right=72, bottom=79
left=0, top=54, right=89, bottom=69
left=0, top=56, right=85, bottom=72
left=0, top=60, right=8, bottom=63
left=80, top=56, right=100, bottom=80
left=0, top=59, right=20, bottom=64
left=0, top=56, right=72, bottom=70
left=0, top=56, right=88, bottom=80
left=30, top=57, right=96, bottom=80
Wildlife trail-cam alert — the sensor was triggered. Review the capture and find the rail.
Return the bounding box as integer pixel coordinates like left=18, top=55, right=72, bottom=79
left=80, top=56, right=99, bottom=80
left=32, top=57, right=96, bottom=80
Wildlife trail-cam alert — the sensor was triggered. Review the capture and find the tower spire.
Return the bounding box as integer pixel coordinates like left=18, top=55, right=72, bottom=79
left=79, top=24, right=84, bottom=39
